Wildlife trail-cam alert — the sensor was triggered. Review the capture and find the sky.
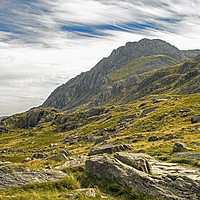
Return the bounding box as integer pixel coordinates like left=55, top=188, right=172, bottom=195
left=0, top=0, right=200, bottom=116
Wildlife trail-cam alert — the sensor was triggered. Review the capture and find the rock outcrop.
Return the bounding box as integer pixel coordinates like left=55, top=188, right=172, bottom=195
left=0, top=169, right=67, bottom=189
left=86, top=153, right=200, bottom=200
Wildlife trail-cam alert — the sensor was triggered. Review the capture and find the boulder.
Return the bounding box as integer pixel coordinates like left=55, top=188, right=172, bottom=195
left=191, top=115, right=200, bottom=123
left=114, top=152, right=152, bottom=174
left=32, top=153, right=48, bottom=159
left=173, top=142, right=189, bottom=152
left=88, top=144, right=133, bottom=156
left=0, top=169, right=66, bottom=189
left=86, top=155, right=200, bottom=200
left=0, top=164, right=26, bottom=174
left=94, top=135, right=112, bottom=145
left=84, top=107, right=105, bottom=118
left=148, top=136, right=163, bottom=142
left=54, top=156, right=88, bottom=169
left=194, top=142, right=200, bottom=147
left=140, top=106, right=158, bottom=118
left=118, top=114, right=137, bottom=122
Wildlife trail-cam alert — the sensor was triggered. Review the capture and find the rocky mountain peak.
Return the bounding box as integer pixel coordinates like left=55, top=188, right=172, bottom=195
left=42, top=39, right=199, bottom=110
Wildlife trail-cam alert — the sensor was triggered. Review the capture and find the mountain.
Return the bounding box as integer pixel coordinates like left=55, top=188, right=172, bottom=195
left=42, top=38, right=200, bottom=110
left=0, top=39, right=200, bottom=200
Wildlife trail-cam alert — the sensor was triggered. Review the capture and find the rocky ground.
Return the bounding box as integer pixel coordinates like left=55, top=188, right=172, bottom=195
left=0, top=94, right=199, bottom=199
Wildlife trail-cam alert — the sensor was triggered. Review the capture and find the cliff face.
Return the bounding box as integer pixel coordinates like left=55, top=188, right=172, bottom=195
left=42, top=39, right=200, bottom=110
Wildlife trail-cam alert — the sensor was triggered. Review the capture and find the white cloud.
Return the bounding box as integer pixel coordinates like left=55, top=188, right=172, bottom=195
left=0, top=0, right=200, bottom=116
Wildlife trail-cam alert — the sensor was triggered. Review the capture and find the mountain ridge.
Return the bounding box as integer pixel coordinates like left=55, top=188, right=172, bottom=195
left=42, top=38, right=200, bottom=111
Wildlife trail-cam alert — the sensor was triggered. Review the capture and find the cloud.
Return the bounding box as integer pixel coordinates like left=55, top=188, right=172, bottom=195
left=0, top=0, right=200, bottom=116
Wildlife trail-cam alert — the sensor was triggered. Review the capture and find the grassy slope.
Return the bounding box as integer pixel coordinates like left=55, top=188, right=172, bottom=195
left=109, top=54, right=178, bottom=81
left=0, top=93, right=200, bottom=199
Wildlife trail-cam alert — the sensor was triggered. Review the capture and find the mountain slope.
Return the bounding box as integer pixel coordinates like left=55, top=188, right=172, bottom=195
left=42, top=39, right=186, bottom=110
left=92, top=54, right=200, bottom=106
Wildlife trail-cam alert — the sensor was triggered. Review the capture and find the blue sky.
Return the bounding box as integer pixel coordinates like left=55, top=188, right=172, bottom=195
left=0, top=0, right=200, bottom=116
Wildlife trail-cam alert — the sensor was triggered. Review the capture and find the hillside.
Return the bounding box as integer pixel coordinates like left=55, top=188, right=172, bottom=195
left=42, top=39, right=200, bottom=111
left=92, top=54, right=200, bottom=106
left=0, top=39, right=200, bottom=200
left=0, top=93, right=200, bottom=199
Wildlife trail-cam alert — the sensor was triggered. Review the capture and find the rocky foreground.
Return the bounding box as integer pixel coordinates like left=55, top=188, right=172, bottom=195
left=1, top=151, right=200, bottom=199
left=86, top=152, right=200, bottom=200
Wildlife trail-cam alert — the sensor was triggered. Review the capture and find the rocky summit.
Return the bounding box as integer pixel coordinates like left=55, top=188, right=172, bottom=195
left=42, top=39, right=200, bottom=111
left=0, top=39, right=200, bottom=199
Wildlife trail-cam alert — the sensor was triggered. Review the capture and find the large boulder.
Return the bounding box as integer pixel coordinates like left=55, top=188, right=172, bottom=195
left=191, top=115, right=200, bottom=123
left=0, top=169, right=67, bottom=189
left=86, top=155, right=200, bottom=200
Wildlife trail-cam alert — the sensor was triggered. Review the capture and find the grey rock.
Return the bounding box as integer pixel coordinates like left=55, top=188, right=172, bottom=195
left=84, top=107, right=106, bottom=118
left=118, top=114, right=137, bottom=122
left=164, top=135, right=184, bottom=141
left=88, top=144, right=133, bottom=156
left=86, top=154, right=200, bottom=200
left=172, top=152, right=200, bottom=159
left=173, top=142, right=189, bottom=152
left=32, top=153, right=48, bottom=159
left=55, top=156, right=88, bottom=169
left=57, top=124, right=78, bottom=133
left=194, top=142, right=200, bottom=147
left=148, top=136, right=163, bottom=142
left=114, top=152, right=152, bottom=174
left=0, top=169, right=66, bottom=189
left=191, top=115, right=200, bottom=123
left=10, top=108, right=59, bottom=128
left=0, top=164, right=26, bottom=174
left=94, top=135, right=112, bottom=145
left=140, top=106, right=158, bottom=118
left=87, top=133, right=94, bottom=140
left=61, top=188, right=96, bottom=199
